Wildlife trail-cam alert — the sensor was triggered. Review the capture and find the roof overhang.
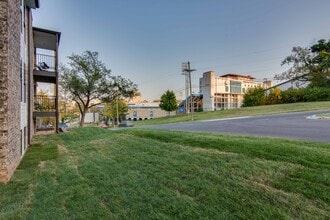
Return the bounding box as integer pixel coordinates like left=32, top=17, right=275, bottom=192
left=25, top=0, right=40, bottom=9
left=221, top=73, right=255, bottom=79
left=33, top=27, right=61, bottom=50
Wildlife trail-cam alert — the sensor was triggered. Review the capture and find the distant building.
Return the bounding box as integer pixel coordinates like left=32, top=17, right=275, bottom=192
left=177, top=94, right=203, bottom=114
left=200, top=71, right=272, bottom=111
left=127, top=102, right=176, bottom=120
left=0, top=0, right=60, bottom=182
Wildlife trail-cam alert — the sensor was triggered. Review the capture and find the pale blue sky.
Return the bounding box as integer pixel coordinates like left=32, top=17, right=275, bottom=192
left=33, top=0, right=330, bottom=100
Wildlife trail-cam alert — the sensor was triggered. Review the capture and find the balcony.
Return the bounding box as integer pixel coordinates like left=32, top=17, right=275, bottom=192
left=35, top=53, right=56, bottom=72
left=33, top=27, right=61, bottom=133
left=33, top=95, right=56, bottom=117
left=33, top=53, right=56, bottom=83
left=33, top=27, right=61, bottom=84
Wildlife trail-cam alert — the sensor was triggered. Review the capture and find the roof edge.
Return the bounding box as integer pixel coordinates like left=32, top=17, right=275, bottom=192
left=33, top=27, right=61, bottom=44
left=25, top=0, right=40, bottom=9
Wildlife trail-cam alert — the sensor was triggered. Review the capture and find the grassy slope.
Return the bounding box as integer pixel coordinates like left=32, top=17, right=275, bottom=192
left=0, top=127, right=329, bottom=219
left=135, top=101, right=330, bottom=126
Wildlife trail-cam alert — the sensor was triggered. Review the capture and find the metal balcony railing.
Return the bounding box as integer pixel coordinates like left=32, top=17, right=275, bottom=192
left=35, top=53, right=56, bottom=72
left=34, top=95, right=56, bottom=112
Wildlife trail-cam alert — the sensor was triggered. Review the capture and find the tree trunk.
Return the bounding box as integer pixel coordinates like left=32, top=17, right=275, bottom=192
left=80, top=109, right=87, bottom=127
left=104, top=116, right=109, bottom=125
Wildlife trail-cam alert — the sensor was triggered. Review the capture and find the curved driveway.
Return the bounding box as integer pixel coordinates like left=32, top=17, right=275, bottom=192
left=143, top=110, right=330, bottom=143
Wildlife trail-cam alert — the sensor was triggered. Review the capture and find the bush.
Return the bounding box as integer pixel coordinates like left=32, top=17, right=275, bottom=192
left=303, top=87, right=330, bottom=101
left=242, top=88, right=266, bottom=107
left=266, top=88, right=282, bottom=105
left=281, top=88, right=305, bottom=103
left=242, top=86, right=330, bottom=107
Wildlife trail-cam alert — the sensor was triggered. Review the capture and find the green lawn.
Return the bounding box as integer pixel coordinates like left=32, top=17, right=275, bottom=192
left=0, top=127, right=329, bottom=219
left=135, top=101, right=330, bottom=126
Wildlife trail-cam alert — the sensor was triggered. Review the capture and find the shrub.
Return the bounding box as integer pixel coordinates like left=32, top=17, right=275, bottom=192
left=266, top=88, right=282, bottom=105
left=242, top=88, right=266, bottom=107
left=303, top=87, right=330, bottom=101
left=281, top=88, right=305, bottom=103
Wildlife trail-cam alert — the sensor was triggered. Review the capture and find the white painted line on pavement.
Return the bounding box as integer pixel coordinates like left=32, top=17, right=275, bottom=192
left=202, top=116, right=252, bottom=122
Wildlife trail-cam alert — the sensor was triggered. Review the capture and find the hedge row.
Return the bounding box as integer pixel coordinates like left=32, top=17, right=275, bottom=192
left=243, top=87, right=330, bottom=107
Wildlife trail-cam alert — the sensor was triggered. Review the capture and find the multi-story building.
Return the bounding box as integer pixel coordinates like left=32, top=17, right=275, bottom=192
left=0, top=0, right=60, bottom=183
left=200, top=71, right=272, bottom=111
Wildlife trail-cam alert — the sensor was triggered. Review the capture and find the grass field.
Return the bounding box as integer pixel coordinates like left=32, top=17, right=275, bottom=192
left=135, top=101, right=330, bottom=126
left=0, top=127, right=329, bottom=219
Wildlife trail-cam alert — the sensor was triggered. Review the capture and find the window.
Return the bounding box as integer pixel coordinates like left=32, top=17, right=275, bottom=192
left=230, top=81, right=241, bottom=94
left=230, top=94, right=238, bottom=108
left=214, top=93, right=228, bottom=110
left=20, top=61, right=23, bottom=101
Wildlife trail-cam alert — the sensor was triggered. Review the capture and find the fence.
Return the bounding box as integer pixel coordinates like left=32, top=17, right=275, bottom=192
left=34, top=95, right=56, bottom=111
left=35, top=53, right=56, bottom=72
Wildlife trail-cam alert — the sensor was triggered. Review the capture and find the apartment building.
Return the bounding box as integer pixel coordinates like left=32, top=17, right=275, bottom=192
left=200, top=71, right=272, bottom=111
left=0, top=0, right=60, bottom=182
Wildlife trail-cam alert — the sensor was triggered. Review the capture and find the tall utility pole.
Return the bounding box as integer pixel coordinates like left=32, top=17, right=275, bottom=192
left=181, top=63, right=189, bottom=113
left=182, top=61, right=196, bottom=120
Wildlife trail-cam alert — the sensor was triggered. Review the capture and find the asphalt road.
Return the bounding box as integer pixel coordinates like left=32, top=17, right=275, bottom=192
left=143, top=110, right=330, bottom=143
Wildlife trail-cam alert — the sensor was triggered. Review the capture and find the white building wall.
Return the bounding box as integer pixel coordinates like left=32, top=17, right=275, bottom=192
left=20, top=0, right=27, bottom=157
left=84, top=112, right=99, bottom=123
left=200, top=71, right=214, bottom=111
left=200, top=71, right=271, bottom=111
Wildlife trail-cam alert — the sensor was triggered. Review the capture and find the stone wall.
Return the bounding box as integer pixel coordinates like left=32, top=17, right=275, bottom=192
left=0, top=0, right=22, bottom=183
left=0, top=0, right=9, bottom=183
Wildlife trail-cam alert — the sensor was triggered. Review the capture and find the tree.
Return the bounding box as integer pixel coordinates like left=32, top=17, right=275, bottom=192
left=159, top=90, right=178, bottom=115
left=60, top=51, right=137, bottom=126
left=103, top=99, right=128, bottom=125
left=275, top=39, right=330, bottom=87
left=266, top=87, right=282, bottom=105
left=242, top=87, right=266, bottom=107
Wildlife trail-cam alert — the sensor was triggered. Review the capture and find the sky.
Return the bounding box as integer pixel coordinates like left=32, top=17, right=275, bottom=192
left=33, top=0, right=330, bottom=101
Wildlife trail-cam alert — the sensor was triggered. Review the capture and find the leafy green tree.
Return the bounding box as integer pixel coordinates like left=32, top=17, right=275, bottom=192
left=103, top=99, right=128, bottom=125
left=159, top=90, right=178, bottom=115
left=242, top=88, right=266, bottom=107
left=60, top=51, right=137, bottom=126
left=276, top=39, right=330, bottom=87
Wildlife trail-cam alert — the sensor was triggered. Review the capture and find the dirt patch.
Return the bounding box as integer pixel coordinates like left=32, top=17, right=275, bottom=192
left=251, top=180, right=290, bottom=197
left=38, top=161, right=46, bottom=169
left=190, top=147, right=238, bottom=156
left=57, top=144, right=68, bottom=155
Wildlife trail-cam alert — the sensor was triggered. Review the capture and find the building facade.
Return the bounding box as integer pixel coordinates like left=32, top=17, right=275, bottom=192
left=0, top=0, right=60, bottom=183
left=200, top=71, right=272, bottom=111
left=127, top=102, right=176, bottom=120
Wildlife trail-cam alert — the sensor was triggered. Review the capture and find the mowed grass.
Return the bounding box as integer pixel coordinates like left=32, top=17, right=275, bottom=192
left=135, top=101, right=330, bottom=125
left=0, top=127, right=329, bottom=219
